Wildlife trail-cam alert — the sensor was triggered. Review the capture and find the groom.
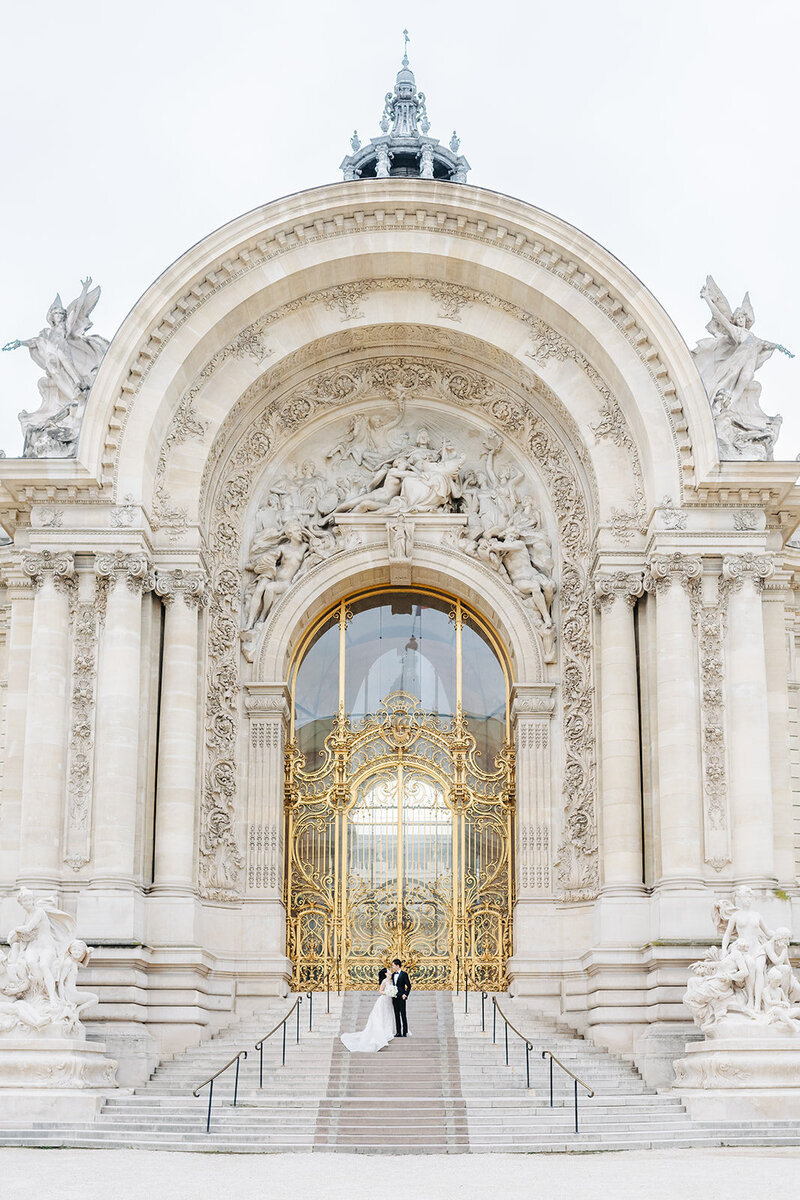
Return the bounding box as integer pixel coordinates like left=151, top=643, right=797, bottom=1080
left=391, top=958, right=411, bottom=1037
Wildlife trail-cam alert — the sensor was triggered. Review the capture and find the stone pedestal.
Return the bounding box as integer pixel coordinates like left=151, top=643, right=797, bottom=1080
left=0, top=1036, right=118, bottom=1124
left=673, top=1027, right=800, bottom=1120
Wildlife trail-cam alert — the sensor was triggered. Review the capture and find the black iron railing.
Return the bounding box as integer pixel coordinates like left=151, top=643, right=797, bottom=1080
left=193, top=994, right=306, bottom=1133
left=491, top=996, right=594, bottom=1132
left=192, top=1048, right=248, bottom=1135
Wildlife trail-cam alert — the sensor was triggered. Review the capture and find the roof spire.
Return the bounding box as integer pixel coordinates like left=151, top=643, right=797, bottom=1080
left=339, top=35, right=470, bottom=184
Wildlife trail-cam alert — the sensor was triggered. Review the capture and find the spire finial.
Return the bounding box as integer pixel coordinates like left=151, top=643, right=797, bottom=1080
left=402, top=28, right=410, bottom=67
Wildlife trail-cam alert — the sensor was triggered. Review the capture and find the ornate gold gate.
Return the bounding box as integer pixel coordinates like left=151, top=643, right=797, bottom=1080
left=285, top=592, right=514, bottom=991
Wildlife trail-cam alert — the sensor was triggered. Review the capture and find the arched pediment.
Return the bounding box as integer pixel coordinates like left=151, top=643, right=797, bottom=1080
left=75, top=180, right=717, bottom=510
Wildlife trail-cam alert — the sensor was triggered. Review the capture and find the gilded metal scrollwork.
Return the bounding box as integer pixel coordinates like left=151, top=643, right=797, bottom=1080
left=287, top=636, right=514, bottom=992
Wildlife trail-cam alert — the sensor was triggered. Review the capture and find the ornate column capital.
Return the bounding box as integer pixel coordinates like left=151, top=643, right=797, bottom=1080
left=510, top=682, right=556, bottom=721
left=722, top=552, right=774, bottom=593
left=244, top=682, right=291, bottom=723
left=154, top=568, right=208, bottom=608
left=22, top=549, right=75, bottom=592
left=643, top=552, right=702, bottom=595
left=96, top=550, right=154, bottom=593
left=593, top=570, right=644, bottom=610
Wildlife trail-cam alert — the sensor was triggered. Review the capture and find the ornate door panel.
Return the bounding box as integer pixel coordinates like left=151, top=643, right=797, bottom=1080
left=286, top=592, right=514, bottom=991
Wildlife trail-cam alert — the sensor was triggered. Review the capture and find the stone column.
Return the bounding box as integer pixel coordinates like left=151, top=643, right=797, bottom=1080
left=243, top=682, right=293, bottom=988
left=90, top=551, right=151, bottom=887
left=594, top=571, right=644, bottom=891
left=511, top=684, right=557, bottom=896
left=722, top=553, right=776, bottom=885
left=645, top=554, right=704, bottom=885
left=152, top=570, right=206, bottom=891
left=17, top=552, right=74, bottom=887
left=0, top=571, right=35, bottom=886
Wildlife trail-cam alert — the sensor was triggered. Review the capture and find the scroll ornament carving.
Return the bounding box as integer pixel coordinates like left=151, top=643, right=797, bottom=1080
left=593, top=570, right=644, bottom=610
left=0, top=890, right=101, bottom=1037
left=685, top=888, right=800, bottom=1034
left=722, top=553, right=774, bottom=592
left=203, top=354, right=598, bottom=901
left=64, top=600, right=100, bottom=871
left=154, top=569, right=208, bottom=608
left=643, top=553, right=702, bottom=595
left=697, top=598, right=729, bottom=854
left=95, top=551, right=154, bottom=593
left=22, top=550, right=75, bottom=591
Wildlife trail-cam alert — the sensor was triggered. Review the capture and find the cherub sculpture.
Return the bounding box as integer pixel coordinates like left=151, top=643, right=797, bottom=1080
left=691, top=275, right=793, bottom=460
left=3, top=277, right=109, bottom=458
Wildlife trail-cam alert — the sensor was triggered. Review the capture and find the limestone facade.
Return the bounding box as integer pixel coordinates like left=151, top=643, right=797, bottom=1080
left=1, top=179, right=800, bottom=1083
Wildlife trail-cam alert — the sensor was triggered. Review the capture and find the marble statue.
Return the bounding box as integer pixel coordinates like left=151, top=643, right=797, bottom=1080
left=0, top=889, right=99, bottom=1036
left=3, top=278, right=109, bottom=459
left=692, top=276, right=793, bottom=461
left=240, top=417, right=557, bottom=657
left=684, top=887, right=800, bottom=1034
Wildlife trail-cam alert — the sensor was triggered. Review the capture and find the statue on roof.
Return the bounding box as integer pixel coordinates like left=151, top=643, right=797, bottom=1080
left=3, top=276, right=110, bottom=459
left=692, top=275, right=793, bottom=461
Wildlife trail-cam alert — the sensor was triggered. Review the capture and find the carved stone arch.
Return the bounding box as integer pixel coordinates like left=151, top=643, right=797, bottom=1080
left=198, top=338, right=599, bottom=903
left=81, top=182, right=716, bottom=502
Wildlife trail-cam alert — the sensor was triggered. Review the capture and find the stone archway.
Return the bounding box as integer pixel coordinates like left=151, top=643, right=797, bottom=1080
left=199, top=350, right=599, bottom=919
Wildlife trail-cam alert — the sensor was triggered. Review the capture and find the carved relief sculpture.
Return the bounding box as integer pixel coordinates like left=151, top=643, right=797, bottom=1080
left=692, top=276, right=793, bottom=461
left=239, top=413, right=557, bottom=663
left=3, top=278, right=109, bottom=458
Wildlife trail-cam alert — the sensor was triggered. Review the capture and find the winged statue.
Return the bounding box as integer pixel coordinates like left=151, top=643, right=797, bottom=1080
left=692, top=275, right=793, bottom=461
left=3, top=277, right=110, bottom=458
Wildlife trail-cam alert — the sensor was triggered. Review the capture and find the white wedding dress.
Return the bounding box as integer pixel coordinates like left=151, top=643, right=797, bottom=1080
left=340, top=982, right=395, bottom=1053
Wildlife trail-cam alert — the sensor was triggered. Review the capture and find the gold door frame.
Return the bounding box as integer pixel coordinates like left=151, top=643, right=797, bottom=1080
left=285, top=591, right=515, bottom=991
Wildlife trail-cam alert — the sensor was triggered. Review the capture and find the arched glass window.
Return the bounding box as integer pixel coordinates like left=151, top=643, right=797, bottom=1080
left=291, top=588, right=510, bottom=766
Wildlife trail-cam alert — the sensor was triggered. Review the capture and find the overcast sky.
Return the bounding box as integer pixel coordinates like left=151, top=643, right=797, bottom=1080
left=1, top=0, right=798, bottom=460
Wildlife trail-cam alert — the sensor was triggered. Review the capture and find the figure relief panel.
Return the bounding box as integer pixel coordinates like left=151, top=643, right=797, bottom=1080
left=239, top=395, right=557, bottom=666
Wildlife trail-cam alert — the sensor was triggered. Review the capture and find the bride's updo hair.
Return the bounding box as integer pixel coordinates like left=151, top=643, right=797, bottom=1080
left=377, top=967, right=388, bottom=983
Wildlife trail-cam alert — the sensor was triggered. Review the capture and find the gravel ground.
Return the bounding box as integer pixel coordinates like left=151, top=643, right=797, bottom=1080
left=2, top=1147, right=800, bottom=1200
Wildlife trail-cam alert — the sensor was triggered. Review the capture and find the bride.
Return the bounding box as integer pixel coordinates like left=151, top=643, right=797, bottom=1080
left=340, top=966, right=395, bottom=1053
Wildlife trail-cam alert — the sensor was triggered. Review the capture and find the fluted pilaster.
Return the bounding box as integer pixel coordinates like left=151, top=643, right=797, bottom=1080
left=594, top=571, right=644, bottom=890
left=152, top=570, right=207, bottom=890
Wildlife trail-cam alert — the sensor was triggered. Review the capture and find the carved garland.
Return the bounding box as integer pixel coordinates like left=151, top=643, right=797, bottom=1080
left=199, top=355, right=599, bottom=901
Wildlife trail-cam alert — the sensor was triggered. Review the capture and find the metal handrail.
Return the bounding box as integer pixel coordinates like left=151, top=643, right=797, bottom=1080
left=192, top=1049, right=248, bottom=1134
left=192, top=995, right=304, bottom=1134
left=491, top=996, right=594, bottom=1132
left=254, top=995, right=303, bottom=1086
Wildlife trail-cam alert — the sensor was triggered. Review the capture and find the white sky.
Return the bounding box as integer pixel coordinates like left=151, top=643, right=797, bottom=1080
left=1, top=0, right=798, bottom=459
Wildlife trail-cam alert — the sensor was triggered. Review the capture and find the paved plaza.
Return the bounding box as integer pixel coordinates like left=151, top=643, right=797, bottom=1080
left=3, top=1147, right=799, bottom=1200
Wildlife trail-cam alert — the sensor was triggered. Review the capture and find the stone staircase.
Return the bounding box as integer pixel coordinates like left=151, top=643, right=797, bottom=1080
left=2, top=990, right=800, bottom=1152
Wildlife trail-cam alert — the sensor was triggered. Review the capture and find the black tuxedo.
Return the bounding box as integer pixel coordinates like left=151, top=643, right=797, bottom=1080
left=391, top=969, right=411, bottom=1036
